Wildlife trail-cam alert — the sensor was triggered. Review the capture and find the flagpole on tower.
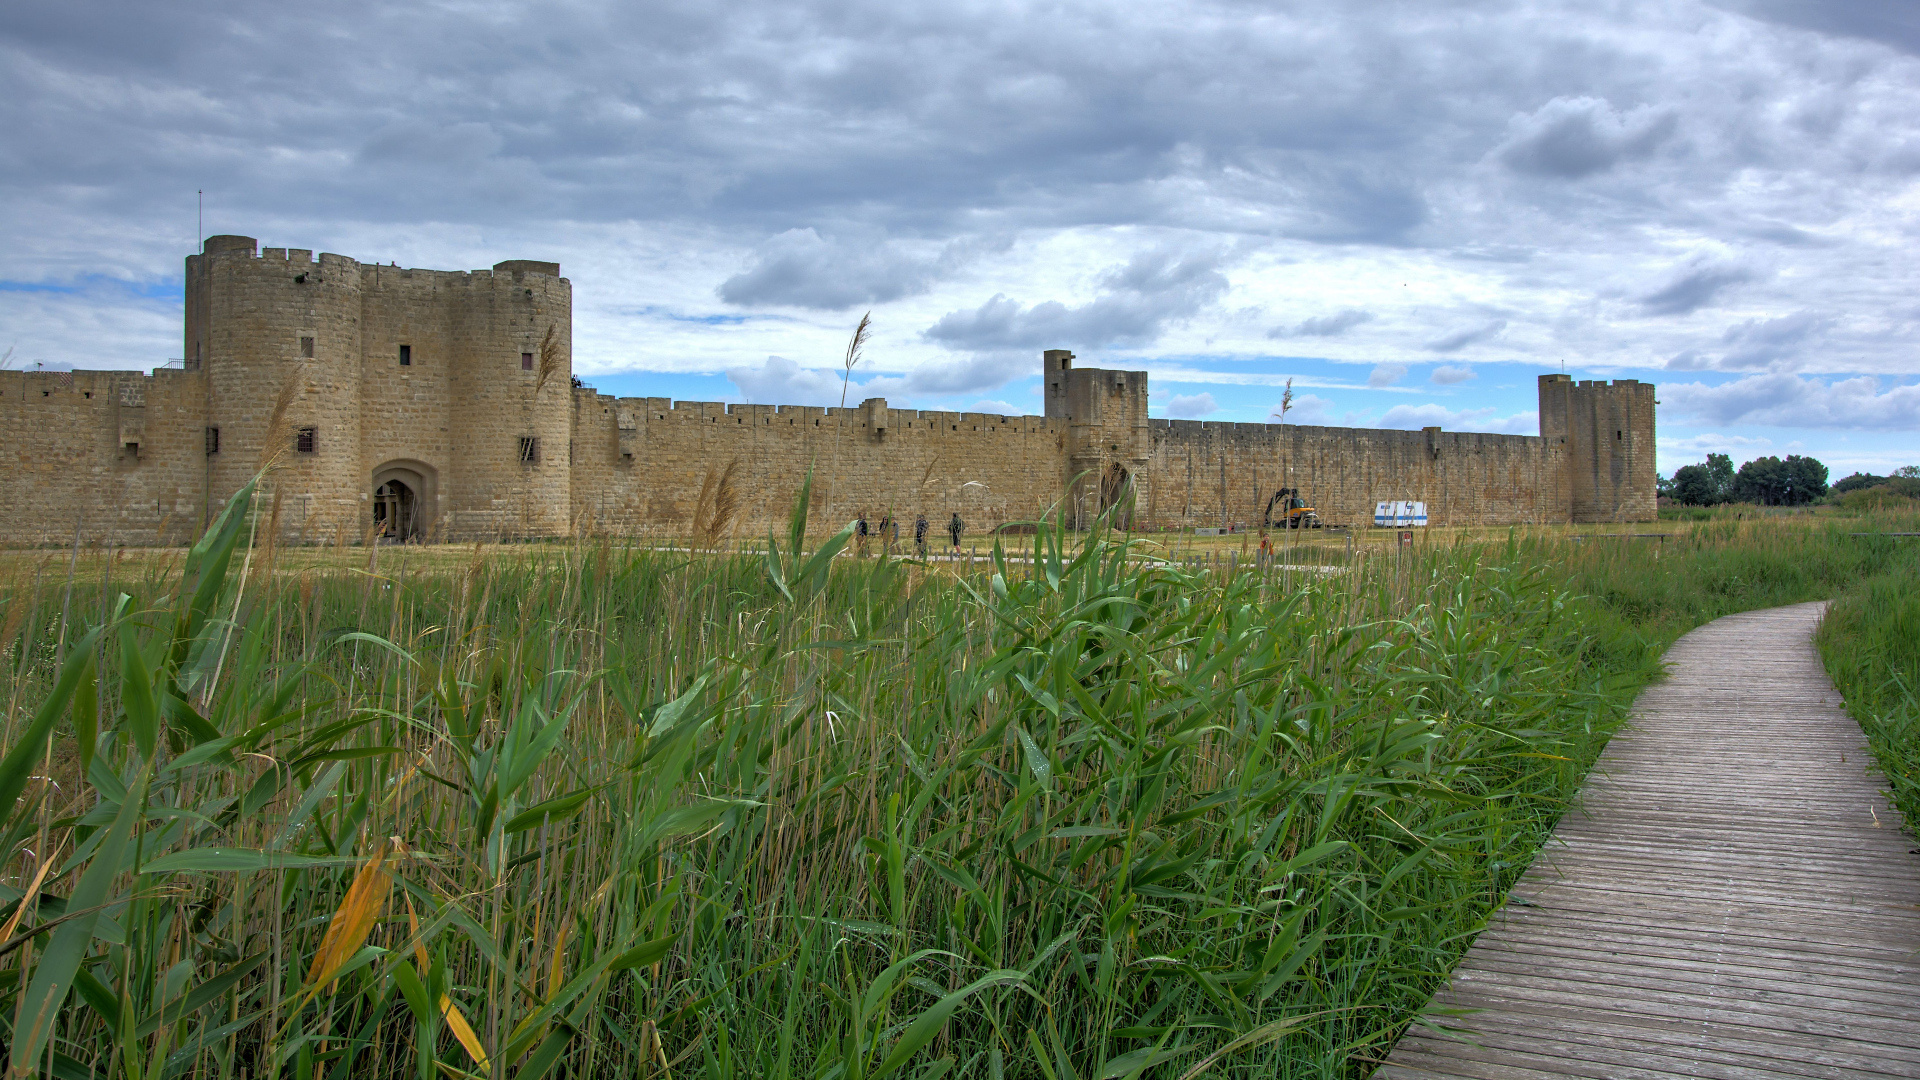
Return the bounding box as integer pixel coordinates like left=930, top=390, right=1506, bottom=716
left=197, top=190, right=203, bottom=252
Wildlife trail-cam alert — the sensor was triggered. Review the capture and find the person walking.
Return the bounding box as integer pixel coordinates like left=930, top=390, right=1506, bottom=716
left=878, top=513, right=894, bottom=555
left=855, top=512, right=869, bottom=556
left=914, top=513, right=929, bottom=556
left=948, top=512, right=964, bottom=554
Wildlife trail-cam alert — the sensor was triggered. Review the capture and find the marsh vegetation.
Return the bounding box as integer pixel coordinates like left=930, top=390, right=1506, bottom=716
left=0, top=481, right=1913, bottom=1079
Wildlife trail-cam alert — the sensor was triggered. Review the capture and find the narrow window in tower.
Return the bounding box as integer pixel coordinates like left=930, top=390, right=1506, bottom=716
left=519, top=436, right=540, bottom=463
left=296, top=427, right=317, bottom=454
left=205, top=426, right=220, bottom=455
left=399, top=344, right=412, bottom=366
left=299, top=336, right=315, bottom=358
left=521, top=352, right=534, bottom=371
left=123, top=442, right=139, bottom=460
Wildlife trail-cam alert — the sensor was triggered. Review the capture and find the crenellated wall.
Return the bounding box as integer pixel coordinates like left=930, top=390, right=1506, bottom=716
left=0, top=368, right=210, bottom=545
left=566, top=396, right=1071, bottom=539
left=1139, top=420, right=1565, bottom=530
left=0, top=236, right=1656, bottom=547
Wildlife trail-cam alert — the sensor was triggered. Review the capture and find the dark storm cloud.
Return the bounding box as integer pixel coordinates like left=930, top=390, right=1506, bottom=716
left=5, top=0, right=1920, bottom=429
left=1717, top=311, right=1834, bottom=370
left=1424, top=320, right=1505, bottom=353
left=925, top=247, right=1229, bottom=353
left=1495, top=97, right=1678, bottom=179
left=1712, top=2, right=1920, bottom=56
left=717, top=230, right=958, bottom=310
left=1638, top=259, right=1757, bottom=316
left=0, top=2, right=1584, bottom=269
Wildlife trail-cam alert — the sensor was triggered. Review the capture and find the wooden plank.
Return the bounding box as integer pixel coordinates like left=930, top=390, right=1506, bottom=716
left=1376, top=602, right=1920, bottom=1080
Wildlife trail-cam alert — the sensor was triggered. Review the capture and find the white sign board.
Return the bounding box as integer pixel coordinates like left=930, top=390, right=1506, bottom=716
left=1373, top=501, right=1428, bottom=527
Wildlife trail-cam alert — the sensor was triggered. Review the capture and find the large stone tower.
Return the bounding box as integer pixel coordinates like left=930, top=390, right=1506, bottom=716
left=1538, top=374, right=1658, bottom=523
left=184, top=236, right=572, bottom=541
left=1043, top=349, right=1150, bottom=527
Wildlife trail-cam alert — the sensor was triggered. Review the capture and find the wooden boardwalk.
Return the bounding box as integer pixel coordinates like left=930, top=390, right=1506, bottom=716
left=1378, top=602, right=1920, bottom=1080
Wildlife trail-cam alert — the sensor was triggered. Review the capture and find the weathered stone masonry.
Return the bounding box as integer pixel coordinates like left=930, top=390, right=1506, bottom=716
left=0, top=239, right=1656, bottom=546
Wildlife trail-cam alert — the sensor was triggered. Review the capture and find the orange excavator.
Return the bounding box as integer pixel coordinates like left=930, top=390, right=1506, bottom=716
left=1264, top=487, right=1322, bottom=529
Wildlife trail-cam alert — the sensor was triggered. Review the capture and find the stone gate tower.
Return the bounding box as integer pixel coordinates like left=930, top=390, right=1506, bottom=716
left=1043, top=349, right=1151, bottom=527
left=1538, top=374, right=1658, bottom=523
left=184, top=236, right=572, bottom=540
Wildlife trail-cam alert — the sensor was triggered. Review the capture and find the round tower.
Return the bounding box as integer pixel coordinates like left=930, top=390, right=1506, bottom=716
left=188, top=236, right=365, bottom=541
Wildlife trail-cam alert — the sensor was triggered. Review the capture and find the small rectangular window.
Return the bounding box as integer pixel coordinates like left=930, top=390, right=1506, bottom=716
left=296, top=427, right=317, bottom=454
left=123, top=442, right=139, bottom=459
left=518, top=436, right=540, bottom=463
left=521, top=352, right=534, bottom=371
left=300, top=336, right=315, bottom=358
left=399, top=344, right=411, bottom=366
left=205, top=426, right=220, bottom=455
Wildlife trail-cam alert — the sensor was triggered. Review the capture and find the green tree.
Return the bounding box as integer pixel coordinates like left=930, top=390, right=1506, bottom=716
left=1670, top=464, right=1718, bottom=505
left=1832, top=472, right=1888, bottom=495
left=1732, top=454, right=1827, bottom=505
left=1704, top=453, right=1735, bottom=502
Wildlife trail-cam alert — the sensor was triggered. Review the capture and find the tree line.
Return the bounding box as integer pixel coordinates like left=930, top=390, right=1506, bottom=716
left=1659, top=453, right=1829, bottom=506
left=1662, top=455, right=1920, bottom=507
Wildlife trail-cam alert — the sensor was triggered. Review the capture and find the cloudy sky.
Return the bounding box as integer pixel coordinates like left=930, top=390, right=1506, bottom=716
left=5, top=0, right=1919, bottom=477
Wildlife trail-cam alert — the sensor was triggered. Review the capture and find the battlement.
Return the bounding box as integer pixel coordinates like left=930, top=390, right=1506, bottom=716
left=196, top=237, right=563, bottom=285
left=2, top=229, right=1658, bottom=548
left=1537, top=373, right=1655, bottom=522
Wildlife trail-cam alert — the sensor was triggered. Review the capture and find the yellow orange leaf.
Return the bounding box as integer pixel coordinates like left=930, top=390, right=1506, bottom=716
left=442, top=995, right=491, bottom=1068
left=0, top=847, right=58, bottom=944
left=305, top=838, right=393, bottom=990
left=403, top=890, right=491, bottom=1069
left=547, top=917, right=573, bottom=1000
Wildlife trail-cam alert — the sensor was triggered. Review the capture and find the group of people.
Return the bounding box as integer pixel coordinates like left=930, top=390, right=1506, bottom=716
left=853, top=511, right=966, bottom=556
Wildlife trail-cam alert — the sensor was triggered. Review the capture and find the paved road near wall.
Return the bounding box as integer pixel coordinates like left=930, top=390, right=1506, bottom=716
left=1378, top=601, right=1920, bottom=1080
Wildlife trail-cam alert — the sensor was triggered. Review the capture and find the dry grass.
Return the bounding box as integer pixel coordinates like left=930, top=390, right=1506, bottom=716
left=692, top=457, right=742, bottom=549
left=258, top=366, right=304, bottom=473
left=534, top=323, right=563, bottom=396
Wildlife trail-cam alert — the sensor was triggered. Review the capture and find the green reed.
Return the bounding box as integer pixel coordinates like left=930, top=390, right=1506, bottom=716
left=4, top=484, right=1909, bottom=1080
left=1816, top=542, right=1920, bottom=831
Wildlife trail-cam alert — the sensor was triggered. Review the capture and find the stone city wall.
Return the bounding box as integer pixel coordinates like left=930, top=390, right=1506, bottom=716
left=0, top=237, right=1655, bottom=547
left=1138, top=421, right=1568, bottom=530
left=0, top=368, right=210, bottom=546
left=568, top=396, right=1071, bottom=541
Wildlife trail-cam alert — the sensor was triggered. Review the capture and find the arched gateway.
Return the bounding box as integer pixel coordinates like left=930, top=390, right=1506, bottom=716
left=370, top=460, right=437, bottom=541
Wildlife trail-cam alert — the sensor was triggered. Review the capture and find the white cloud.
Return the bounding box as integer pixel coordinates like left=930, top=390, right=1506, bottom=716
left=1430, top=364, right=1476, bottom=385
left=1368, top=362, right=1408, bottom=388
left=1657, top=433, right=1774, bottom=454
left=725, top=355, right=849, bottom=406
left=1165, top=392, right=1219, bottom=418
left=926, top=247, right=1228, bottom=354
left=967, top=398, right=1023, bottom=415
left=1662, top=373, right=1920, bottom=429
left=1270, top=309, right=1373, bottom=338
left=1376, top=404, right=1539, bottom=435
left=1274, top=393, right=1335, bottom=425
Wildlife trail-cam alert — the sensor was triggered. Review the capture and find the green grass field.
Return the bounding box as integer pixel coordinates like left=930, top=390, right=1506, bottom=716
left=1, top=479, right=1913, bottom=1080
